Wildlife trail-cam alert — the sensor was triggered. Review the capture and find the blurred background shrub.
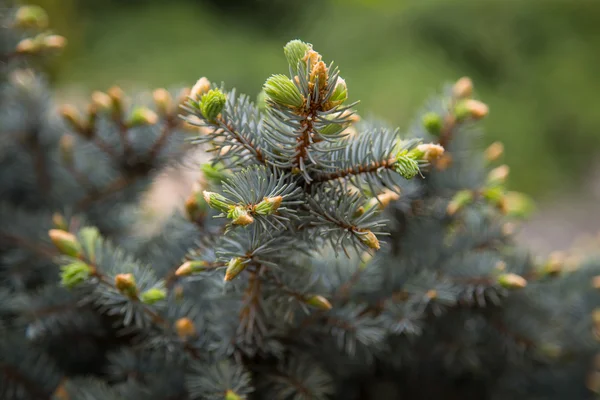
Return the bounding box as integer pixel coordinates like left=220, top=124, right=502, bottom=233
left=29, top=0, right=600, bottom=249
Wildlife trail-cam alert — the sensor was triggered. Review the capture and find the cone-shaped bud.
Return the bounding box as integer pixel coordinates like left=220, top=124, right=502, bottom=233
left=393, top=154, right=420, bottom=179
left=59, top=104, right=84, bottom=132
left=264, top=74, right=304, bottom=108
left=175, top=260, right=209, bottom=277
left=284, top=39, right=312, bottom=74
left=503, top=191, right=535, bottom=218
left=107, top=86, right=125, bottom=116
left=487, top=165, right=510, bottom=185
left=305, top=295, right=332, bottom=310
left=128, top=107, right=158, bottom=127
left=191, top=77, right=211, bottom=100
left=201, top=162, right=230, bottom=184
left=59, top=134, right=75, bottom=167
left=225, top=390, right=243, bottom=400
left=49, top=229, right=82, bottom=257
left=114, top=273, right=138, bottom=297
left=358, top=230, right=380, bottom=250
left=91, top=91, right=113, bottom=111
left=303, top=49, right=322, bottom=70
left=539, top=252, right=564, bottom=277
left=327, top=77, right=348, bottom=108
left=43, top=35, right=67, bottom=50
left=484, top=141, right=504, bottom=162
left=447, top=190, right=474, bottom=216
left=140, top=288, right=167, bottom=304
left=455, top=99, right=489, bottom=121
left=466, top=99, right=489, bottom=119
left=497, top=273, right=527, bottom=289
left=364, top=189, right=400, bottom=213
left=175, top=317, right=196, bottom=339
left=79, top=226, right=100, bottom=263
left=202, top=191, right=231, bottom=213
left=376, top=189, right=401, bottom=208
left=422, top=112, right=443, bottom=135
left=185, top=192, right=208, bottom=221
left=60, top=261, right=92, bottom=289
left=199, top=89, right=226, bottom=122
left=52, top=213, right=68, bottom=231
left=14, top=5, right=49, bottom=29
left=15, top=38, right=39, bottom=54
left=228, top=206, right=254, bottom=226
left=482, top=185, right=504, bottom=204
left=452, top=76, right=473, bottom=99
left=310, top=61, right=329, bottom=91
left=415, top=143, right=445, bottom=163
left=224, top=257, right=246, bottom=281
left=254, top=196, right=283, bottom=216
left=153, top=88, right=172, bottom=115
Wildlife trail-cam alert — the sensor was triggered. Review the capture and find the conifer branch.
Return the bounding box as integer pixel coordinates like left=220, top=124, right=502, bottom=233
left=91, top=136, right=120, bottom=160
left=0, top=233, right=57, bottom=258
left=313, top=156, right=397, bottom=183
left=146, top=117, right=177, bottom=161
left=220, top=120, right=267, bottom=165
left=237, top=265, right=266, bottom=346
left=74, top=176, right=134, bottom=211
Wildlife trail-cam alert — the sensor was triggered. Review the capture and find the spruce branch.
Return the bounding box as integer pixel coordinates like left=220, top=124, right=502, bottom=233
left=183, top=81, right=267, bottom=168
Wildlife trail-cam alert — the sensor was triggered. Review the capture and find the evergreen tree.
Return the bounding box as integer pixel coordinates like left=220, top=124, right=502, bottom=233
left=2, top=3, right=600, bottom=399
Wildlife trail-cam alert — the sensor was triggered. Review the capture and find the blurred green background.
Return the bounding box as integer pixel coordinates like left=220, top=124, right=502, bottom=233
left=31, top=0, right=600, bottom=200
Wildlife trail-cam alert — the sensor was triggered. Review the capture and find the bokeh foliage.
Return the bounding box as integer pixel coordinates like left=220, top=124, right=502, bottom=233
left=30, top=0, right=600, bottom=196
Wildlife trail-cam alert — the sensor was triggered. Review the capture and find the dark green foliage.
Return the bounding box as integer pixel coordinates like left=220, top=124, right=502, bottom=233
left=2, top=3, right=600, bottom=400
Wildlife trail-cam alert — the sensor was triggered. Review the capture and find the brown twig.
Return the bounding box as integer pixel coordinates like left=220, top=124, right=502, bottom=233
left=116, top=119, right=132, bottom=158
left=146, top=118, right=175, bottom=160
left=313, top=157, right=397, bottom=183
left=92, top=136, right=120, bottom=160
left=0, top=233, right=57, bottom=258
left=294, top=108, right=316, bottom=169
left=221, top=120, right=266, bottom=164
left=263, top=270, right=306, bottom=302
left=237, top=265, right=266, bottom=345
left=64, top=164, right=93, bottom=190
left=74, top=176, right=133, bottom=212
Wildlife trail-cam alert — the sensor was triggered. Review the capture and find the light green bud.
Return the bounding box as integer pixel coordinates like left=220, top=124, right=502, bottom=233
left=199, top=89, right=227, bottom=122
left=140, top=288, right=167, bottom=304
left=60, top=261, right=93, bottom=289
left=202, top=191, right=231, bottom=213
left=263, top=74, right=304, bottom=108
left=284, top=39, right=312, bottom=74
